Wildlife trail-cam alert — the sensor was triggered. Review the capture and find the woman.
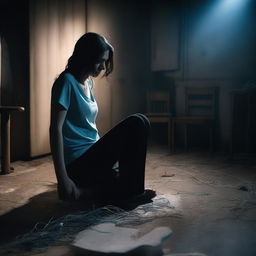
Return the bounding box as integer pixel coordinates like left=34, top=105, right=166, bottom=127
left=50, top=32, right=153, bottom=202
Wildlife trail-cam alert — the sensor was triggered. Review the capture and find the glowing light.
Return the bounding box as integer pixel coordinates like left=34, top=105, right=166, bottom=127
left=193, top=0, right=252, bottom=54
left=220, top=0, right=251, bottom=12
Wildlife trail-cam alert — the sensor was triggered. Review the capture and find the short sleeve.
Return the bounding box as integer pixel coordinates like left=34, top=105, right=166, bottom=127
left=51, top=74, right=71, bottom=110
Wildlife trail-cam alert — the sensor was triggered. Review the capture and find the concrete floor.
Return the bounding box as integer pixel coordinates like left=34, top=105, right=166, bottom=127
left=0, top=146, right=256, bottom=255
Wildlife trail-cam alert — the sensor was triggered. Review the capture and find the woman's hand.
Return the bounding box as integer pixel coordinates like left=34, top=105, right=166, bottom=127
left=58, top=177, right=81, bottom=201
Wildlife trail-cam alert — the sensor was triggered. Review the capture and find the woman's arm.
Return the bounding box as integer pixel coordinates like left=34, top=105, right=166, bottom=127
left=49, top=103, right=80, bottom=200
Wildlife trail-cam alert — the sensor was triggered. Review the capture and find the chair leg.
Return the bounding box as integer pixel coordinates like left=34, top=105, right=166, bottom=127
left=185, top=124, right=188, bottom=152
left=171, top=121, right=175, bottom=153
left=209, top=126, right=214, bottom=153
left=167, top=120, right=171, bottom=151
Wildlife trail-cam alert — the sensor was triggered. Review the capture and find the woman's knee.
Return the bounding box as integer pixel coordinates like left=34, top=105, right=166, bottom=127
left=127, top=113, right=150, bottom=134
left=134, top=113, right=150, bottom=130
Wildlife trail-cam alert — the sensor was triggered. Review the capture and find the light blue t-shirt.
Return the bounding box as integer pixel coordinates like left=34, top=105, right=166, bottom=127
left=51, top=72, right=100, bottom=165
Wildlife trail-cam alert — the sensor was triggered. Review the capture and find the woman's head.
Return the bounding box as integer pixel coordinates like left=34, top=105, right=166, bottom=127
left=66, top=32, right=114, bottom=77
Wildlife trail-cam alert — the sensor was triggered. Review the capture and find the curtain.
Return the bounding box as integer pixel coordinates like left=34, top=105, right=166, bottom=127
left=29, top=0, right=86, bottom=157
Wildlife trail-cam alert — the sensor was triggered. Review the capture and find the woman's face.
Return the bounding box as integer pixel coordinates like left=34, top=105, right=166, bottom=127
left=90, top=50, right=109, bottom=77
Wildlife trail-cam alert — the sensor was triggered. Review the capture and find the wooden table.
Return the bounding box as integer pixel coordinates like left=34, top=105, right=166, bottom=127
left=0, top=106, right=25, bottom=174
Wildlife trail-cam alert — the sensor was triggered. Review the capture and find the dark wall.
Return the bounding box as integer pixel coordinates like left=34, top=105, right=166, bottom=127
left=0, top=0, right=30, bottom=160
left=185, top=0, right=256, bottom=80
left=151, top=0, right=256, bottom=150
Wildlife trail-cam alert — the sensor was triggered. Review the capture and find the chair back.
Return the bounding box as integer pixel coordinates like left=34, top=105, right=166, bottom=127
left=185, top=87, right=218, bottom=117
left=147, top=90, right=171, bottom=115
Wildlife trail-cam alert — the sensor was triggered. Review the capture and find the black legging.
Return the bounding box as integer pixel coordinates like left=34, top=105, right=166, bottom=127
left=66, top=113, right=150, bottom=199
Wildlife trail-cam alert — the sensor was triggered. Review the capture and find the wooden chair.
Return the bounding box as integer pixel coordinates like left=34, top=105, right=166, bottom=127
left=171, top=87, right=218, bottom=152
left=145, top=90, right=172, bottom=149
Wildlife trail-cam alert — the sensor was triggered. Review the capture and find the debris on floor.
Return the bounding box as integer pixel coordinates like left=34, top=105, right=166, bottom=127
left=72, top=222, right=172, bottom=254
left=0, top=195, right=180, bottom=254
left=161, top=172, right=175, bottom=178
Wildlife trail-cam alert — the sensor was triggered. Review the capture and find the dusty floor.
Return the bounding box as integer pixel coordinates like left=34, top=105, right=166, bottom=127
left=0, top=146, right=256, bottom=255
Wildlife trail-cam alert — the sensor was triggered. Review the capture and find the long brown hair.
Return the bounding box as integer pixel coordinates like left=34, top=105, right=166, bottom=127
left=66, top=32, right=114, bottom=77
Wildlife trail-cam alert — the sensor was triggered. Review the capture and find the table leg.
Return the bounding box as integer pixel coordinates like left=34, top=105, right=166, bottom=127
left=1, top=112, right=12, bottom=174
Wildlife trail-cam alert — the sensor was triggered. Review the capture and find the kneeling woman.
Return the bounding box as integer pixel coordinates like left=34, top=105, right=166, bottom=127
left=50, top=32, right=152, bottom=202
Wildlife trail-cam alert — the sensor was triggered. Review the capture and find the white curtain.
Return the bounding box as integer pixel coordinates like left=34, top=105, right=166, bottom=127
left=29, top=0, right=86, bottom=157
